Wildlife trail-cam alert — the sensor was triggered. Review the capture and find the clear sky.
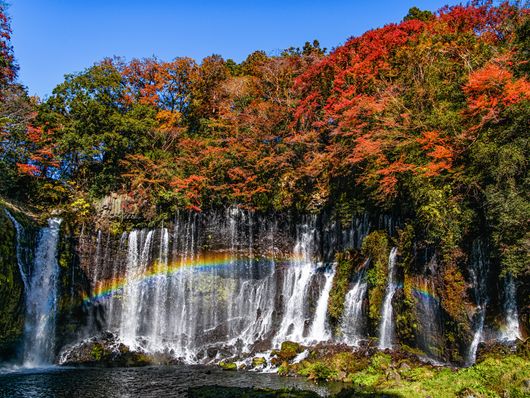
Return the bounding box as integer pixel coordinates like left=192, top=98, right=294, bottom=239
left=9, top=0, right=463, bottom=98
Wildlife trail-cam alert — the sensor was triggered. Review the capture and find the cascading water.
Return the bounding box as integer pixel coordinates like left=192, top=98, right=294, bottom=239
left=60, top=209, right=521, bottom=366
left=148, top=227, right=169, bottom=351
left=94, top=209, right=282, bottom=362
left=4, top=210, right=30, bottom=290
left=23, top=217, right=62, bottom=366
left=119, top=230, right=154, bottom=349
left=306, top=265, right=336, bottom=343
left=273, top=219, right=317, bottom=345
left=467, top=240, right=489, bottom=365
left=378, top=247, right=398, bottom=350
left=340, top=261, right=368, bottom=346
left=414, top=255, right=443, bottom=361
left=500, top=274, right=521, bottom=342
left=73, top=210, right=352, bottom=362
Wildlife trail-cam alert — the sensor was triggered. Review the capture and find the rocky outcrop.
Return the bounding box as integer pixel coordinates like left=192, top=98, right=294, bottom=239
left=0, top=208, right=25, bottom=359
left=58, top=333, right=159, bottom=367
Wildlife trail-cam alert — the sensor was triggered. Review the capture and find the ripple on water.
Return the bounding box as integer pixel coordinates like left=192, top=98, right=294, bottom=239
left=0, top=365, right=336, bottom=398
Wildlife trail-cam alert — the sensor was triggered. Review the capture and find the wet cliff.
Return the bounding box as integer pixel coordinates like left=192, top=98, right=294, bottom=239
left=0, top=204, right=526, bottom=367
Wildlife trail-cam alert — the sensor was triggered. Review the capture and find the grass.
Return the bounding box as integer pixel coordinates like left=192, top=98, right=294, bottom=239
left=290, top=349, right=530, bottom=398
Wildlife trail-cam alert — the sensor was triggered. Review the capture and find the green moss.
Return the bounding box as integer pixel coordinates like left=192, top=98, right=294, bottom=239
left=394, top=273, right=418, bottom=345
left=293, top=348, right=530, bottom=398
left=440, top=263, right=471, bottom=362
left=277, top=362, right=290, bottom=376
left=91, top=343, right=104, bottom=361
left=327, top=250, right=359, bottom=326
left=297, top=361, right=337, bottom=382
left=362, top=231, right=389, bottom=328
left=276, top=341, right=303, bottom=361
left=219, top=361, right=237, bottom=371
left=252, top=356, right=267, bottom=368
left=383, top=354, right=530, bottom=398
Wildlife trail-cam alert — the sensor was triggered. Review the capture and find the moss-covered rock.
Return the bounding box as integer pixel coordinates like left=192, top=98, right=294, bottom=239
left=58, top=334, right=153, bottom=367
left=440, top=263, right=472, bottom=364
left=327, top=250, right=361, bottom=326
left=362, top=231, right=390, bottom=330
left=275, top=341, right=304, bottom=361
left=298, top=361, right=337, bottom=382
left=219, top=361, right=237, bottom=371
left=251, top=356, right=267, bottom=368
left=283, top=343, right=530, bottom=398
left=0, top=208, right=25, bottom=359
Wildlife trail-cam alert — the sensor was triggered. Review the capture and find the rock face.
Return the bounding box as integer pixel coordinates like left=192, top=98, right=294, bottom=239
left=58, top=333, right=155, bottom=367
left=0, top=205, right=526, bottom=368
left=0, top=208, right=26, bottom=359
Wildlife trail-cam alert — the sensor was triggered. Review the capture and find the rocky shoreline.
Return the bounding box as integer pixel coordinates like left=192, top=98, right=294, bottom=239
left=56, top=333, right=530, bottom=397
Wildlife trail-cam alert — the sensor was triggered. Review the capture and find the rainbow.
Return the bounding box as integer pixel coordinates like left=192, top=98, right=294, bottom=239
left=412, top=286, right=439, bottom=303
left=83, top=252, right=298, bottom=305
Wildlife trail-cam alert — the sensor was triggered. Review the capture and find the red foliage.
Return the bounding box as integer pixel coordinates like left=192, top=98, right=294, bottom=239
left=0, top=5, right=16, bottom=89
left=16, top=163, right=40, bottom=176
left=464, top=60, right=530, bottom=130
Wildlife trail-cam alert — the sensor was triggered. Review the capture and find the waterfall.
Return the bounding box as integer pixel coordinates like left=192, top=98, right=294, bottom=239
left=414, top=256, right=443, bottom=360
left=340, top=261, right=368, bottom=346
left=414, top=278, right=443, bottom=359
left=72, top=210, right=408, bottom=363
left=23, top=217, right=62, bottom=366
left=106, top=231, right=127, bottom=328
left=500, top=274, right=520, bottom=342
left=148, top=227, right=170, bottom=351
left=4, top=210, right=30, bottom=290
left=103, top=210, right=280, bottom=362
left=306, top=265, right=336, bottom=343
left=378, top=247, right=398, bottom=350
left=119, top=230, right=154, bottom=349
left=273, top=219, right=317, bottom=345
left=466, top=240, right=489, bottom=365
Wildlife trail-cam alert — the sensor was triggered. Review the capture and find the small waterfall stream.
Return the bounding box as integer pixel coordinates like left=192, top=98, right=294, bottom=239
left=378, top=247, right=398, bottom=350
left=274, top=219, right=317, bottom=345
left=340, top=261, right=368, bottom=346
left=467, top=240, right=490, bottom=365
left=23, top=217, right=62, bottom=366
left=306, top=265, right=336, bottom=343
left=414, top=255, right=443, bottom=361
left=500, top=274, right=520, bottom=342
left=4, top=210, right=30, bottom=290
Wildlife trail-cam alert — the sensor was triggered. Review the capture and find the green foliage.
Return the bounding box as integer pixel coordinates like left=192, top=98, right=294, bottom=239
left=412, top=183, right=471, bottom=262
left=384, top=354, right=530, bottom=398
left=327, top=250, right=358, bottom=325
left=403, top=7, right=433, bottom=22
left=394, top=225, right=418, bottom=345
left=297, top=361, right=337, bottom=382
left=91, top=343, right=104, bottom=361
left=293, top=347, right=530, bottom=398
left=277, top=362, right=290, bottom=376
left=362, top=231, right=389, bottom=326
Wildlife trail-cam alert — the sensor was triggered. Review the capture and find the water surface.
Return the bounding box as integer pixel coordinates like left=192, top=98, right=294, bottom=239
left=0, top=365, right=337, bottom=398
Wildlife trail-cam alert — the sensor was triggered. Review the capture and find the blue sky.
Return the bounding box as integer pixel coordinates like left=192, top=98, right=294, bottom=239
left=9, top=1, right=462, bottom=98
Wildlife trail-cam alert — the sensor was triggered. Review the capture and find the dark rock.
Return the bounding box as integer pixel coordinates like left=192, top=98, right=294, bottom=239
left=58, top=333, right=153, bottom=367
